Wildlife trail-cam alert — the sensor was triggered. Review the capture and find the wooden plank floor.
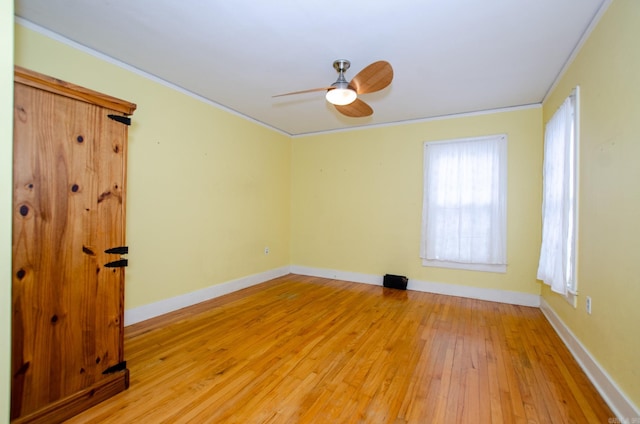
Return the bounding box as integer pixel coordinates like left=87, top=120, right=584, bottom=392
left=65, top=274, right=614, bottom=423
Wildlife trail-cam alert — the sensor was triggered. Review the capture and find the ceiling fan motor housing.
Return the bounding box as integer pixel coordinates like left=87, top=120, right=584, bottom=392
left=327, top=60, right=357, bottom=105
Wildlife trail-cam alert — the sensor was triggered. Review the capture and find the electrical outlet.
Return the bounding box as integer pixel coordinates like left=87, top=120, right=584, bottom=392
left=264, top=246, right=269, bottom=255
left=586, top=296, right=592, bottom=314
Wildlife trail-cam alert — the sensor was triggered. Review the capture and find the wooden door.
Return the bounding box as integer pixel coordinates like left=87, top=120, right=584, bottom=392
left=11, top=67, right=135, bottom=422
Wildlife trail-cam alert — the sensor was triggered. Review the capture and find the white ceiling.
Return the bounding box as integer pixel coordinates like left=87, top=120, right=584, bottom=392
left=15, top=0, right=608, bottom=136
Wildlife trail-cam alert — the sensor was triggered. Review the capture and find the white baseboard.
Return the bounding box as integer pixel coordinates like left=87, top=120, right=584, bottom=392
left=124, top=266, right=290, bottom=326
left=290, top=265, right=381, bottom=286
left=540, top=298, right=640, bottom=421
left=290, top=265, right=540, bottom=307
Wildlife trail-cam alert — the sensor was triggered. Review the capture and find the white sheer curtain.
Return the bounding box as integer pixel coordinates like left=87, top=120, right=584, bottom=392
left=420, top=135, right=507, bottom=271
left=537, top=91, right=578, bottom=295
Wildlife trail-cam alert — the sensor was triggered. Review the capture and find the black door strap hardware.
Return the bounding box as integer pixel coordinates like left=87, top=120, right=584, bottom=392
left=105, top=246, right=128, bottom=255
left=104, top=259, right=128, bottom=268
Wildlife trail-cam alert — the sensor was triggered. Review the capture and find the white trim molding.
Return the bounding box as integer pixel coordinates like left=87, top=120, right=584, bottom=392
left=124, top=266, right=290, bottom=326
left=540, top=298, right=640, bottom=422
left=290, top=265, right=540, bottom=307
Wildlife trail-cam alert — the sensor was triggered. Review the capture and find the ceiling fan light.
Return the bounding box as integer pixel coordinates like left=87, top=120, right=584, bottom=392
left=326, top=88, right=357, bottom=106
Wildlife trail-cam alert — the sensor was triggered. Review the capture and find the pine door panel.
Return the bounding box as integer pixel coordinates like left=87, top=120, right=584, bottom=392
left=12, top=81, right=127, bottom=419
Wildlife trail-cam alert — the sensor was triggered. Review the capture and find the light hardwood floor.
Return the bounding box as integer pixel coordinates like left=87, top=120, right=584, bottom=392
left=65, top=274, right=614, bottom=423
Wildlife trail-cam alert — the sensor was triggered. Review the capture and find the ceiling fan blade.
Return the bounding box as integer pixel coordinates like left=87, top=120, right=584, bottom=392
left=349, top=61, right=393, bottom=95
left=334, top=98, right=373, bottom=117
left=272, top=87, right=333, bottom=98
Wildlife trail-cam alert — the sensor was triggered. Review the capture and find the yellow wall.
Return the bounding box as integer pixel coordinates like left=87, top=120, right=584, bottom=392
left=14, top=24, right=292, bottom=309
left=1, top=1, right=14, bottom=422
left=292, top=107, right=543, bottom=294
left=542, top=0, right=640, bottom=408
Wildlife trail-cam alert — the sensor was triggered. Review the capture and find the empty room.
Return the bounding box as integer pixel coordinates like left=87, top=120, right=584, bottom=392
left=2, top=0, right=639, bottom=422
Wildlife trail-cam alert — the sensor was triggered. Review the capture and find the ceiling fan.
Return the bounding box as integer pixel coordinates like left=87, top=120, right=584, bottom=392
left=273, top=59, right=393, bottom=118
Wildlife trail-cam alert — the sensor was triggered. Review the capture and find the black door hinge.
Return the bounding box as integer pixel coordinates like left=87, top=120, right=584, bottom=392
left=108, top=114, right=131, bottom=126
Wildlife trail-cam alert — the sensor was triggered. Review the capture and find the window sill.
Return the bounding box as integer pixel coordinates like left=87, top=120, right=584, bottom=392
left=422, top=259, right=507, bottom=274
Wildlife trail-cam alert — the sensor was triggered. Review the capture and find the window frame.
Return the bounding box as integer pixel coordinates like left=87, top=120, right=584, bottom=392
left=538, top=87, right=580, bottom=305
left=420, top=134, right=508, bottom=273
left=567, top=87, right=580, bottom=304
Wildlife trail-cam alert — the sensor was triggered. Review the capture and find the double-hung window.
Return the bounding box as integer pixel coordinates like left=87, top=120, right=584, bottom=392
left=537, top=87, right=579, bottom=301
left=420, top=135, right=508, bottom=273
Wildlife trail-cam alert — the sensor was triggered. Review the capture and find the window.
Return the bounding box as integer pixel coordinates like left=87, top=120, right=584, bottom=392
left=537, top=87, right=579, bottom=300
left=420, top=135, right=507, bottom=272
